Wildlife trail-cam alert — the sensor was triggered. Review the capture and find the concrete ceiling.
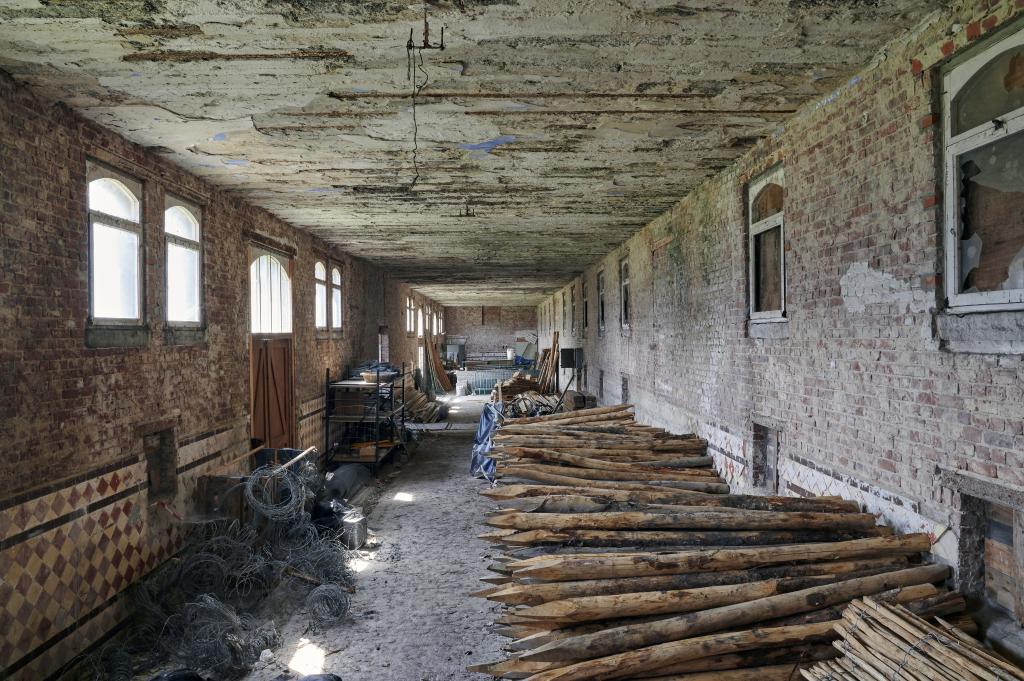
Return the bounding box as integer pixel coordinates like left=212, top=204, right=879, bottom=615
left=0, top=0, right=939, bottom=305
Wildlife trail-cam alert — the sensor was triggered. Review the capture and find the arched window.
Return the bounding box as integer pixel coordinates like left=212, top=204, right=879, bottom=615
left=250, top=250, right=292, bottom=334
left=165, top=201, right=202, bottom=324
left=417, top=306, right=424, bottom=338
left=87, top=165, right=143, bottom=323
left=314, top=261, right=327, bottom=329
left=748, top=167, right=785, bottom=318
left=943, top=25, right=1024, bottom=309
left=331, top=267, right=342, bottom=329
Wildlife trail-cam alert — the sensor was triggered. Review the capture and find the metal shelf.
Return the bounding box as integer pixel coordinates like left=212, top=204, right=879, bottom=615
left=322, top=363, right=407, bottom=475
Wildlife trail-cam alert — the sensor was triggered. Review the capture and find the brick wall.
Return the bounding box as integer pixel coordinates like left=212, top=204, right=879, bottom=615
left=0, top=72, right=438, bottom=679
left=445, top=306, right=537, bottom=359
left=539, top=1, right=1024, bottom=569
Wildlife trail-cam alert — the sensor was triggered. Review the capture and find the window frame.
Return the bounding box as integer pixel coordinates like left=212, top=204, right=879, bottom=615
left=163, top=196, right=203, bottom=328
left=406, top=296, right=415, bottom=335
left=942, top=25, right=1024, bottom=312
left=570, top=285, right=577, bottom=335
left=597, top=270, right=606, bottom=335
left=330, top=266, right=342, bottom=330
left=249, top=247, right=293, bottom=335
left=619, top=257, right=631, bottom=330
left=87, top=162, right=145, bottom=327
left=314, top=261, right=328, bottom=330
left=747, top=166, right=787, bottom=321
left=581, top=280, right=589, bottom=334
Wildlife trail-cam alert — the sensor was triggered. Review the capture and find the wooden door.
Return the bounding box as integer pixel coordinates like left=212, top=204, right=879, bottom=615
left=251, top=337, right=294, bottom=448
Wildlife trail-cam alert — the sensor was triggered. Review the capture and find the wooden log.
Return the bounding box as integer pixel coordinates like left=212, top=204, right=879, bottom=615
left=633, top=643, right=837, bottom=677
left=481, top=558, right=910, bottom=606
left=504, top=404, right=633, bottom=425
left=487, top=509, right=878, bottom=532
left=518, top=564, right=948, bottom=665
left=639, top=665, right=813, bottom=681
left=496, top=436, right=706, bottom=452
left=510, top=534, right=932, bottom=581
left=498, top=447, right=712, bottom=473
left=514, top=574, right=848, bottom=625
left=502, top=463, right=722, bottom=482
left=500, top=469, right=730, bottom=494
left=482, top=485, right=861, bottom=513
left=499, top=495, right=860, bottom=516
left=518, top=620, right=839, bottom=681
left=490, top=527, right=891, bottom=547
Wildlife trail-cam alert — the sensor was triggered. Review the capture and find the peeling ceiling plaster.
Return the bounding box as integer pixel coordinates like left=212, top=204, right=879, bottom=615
left=0, top=0, right=940, bottom=305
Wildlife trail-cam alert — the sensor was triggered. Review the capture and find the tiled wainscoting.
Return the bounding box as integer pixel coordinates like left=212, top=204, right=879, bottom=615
left=0, top=418, right=249, bottom=680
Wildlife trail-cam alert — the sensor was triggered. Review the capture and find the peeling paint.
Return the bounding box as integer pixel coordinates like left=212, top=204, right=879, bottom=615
left=840, top=262, right=931, bottom=314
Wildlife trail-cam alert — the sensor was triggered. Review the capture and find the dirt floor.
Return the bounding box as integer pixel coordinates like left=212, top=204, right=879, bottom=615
left=244, top=395, right=503, bottom=681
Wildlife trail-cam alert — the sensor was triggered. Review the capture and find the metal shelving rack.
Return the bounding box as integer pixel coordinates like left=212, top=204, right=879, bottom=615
left=323, top=362, right=407, bottom=474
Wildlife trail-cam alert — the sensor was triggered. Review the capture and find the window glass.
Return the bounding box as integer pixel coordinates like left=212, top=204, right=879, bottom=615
left=957, top=133, right=1024, bottom=293
left=250, top=253, right=292, bottom=334
left=165, top=206, right=198, bottom=240
left=331, top=267, right=342, bottom=329
left=92, top=224, right=140, bottom=319
left=952, top=46, right=1024, bottom=136
left=752, top=183, right=784, bottom=222
left=88, top=178, right=140, bottom=222
left=167, top=242, right=200, bottom=322
left=315, top=262, right=327, bottom=329
left=753, top=226, right=783, bottom=312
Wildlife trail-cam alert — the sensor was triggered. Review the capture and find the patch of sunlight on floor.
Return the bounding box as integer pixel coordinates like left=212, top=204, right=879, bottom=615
left=394, top=492, right=414, bottom=501
left=349, top=557, right=371, bottom=572
left=288, top=638, right=325, bottom=675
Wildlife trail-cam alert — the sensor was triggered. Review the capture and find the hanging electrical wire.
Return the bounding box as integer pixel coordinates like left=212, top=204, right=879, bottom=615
left=406, top=7, right=445, bottom=191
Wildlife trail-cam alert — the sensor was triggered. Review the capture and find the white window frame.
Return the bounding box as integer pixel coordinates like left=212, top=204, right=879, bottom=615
left=597, top=270, right=606, bottom=334
left=619, top=257, right=631, bottom=330
left=406, top=296, right=415, bottom=335
left=581, top=280, right=589, bottom=333
left=249, top=247, right=292, bottom=335
left=417, top=306, right=424, bottom=338
left=164, top=196, right=203, bottom=327
left=942, top=25, right=1024, bottom=312
left=87, top=162, right=144, bottom=326
left=747, top=166, right=786, bottom=321
left=570, top=284, right=577, bottom=335
left=314, top=261, right=327, bottom=330
left=330, top=266, right=342, bottom=330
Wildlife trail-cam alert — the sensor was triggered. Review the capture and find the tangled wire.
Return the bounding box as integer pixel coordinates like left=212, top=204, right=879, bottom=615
left=245, top=464, right=307, bottom=521
left=99, top=459, right=357, bottom=680
left=306, top=584, right=352, bottom=631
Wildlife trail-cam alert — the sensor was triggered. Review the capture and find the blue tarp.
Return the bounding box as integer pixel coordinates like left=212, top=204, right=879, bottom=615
left=470, top=401, right=502, bottom=482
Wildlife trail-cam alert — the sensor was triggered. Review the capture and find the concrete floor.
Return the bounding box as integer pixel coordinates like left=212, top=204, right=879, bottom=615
left=245, top=395, right=503, bottom=680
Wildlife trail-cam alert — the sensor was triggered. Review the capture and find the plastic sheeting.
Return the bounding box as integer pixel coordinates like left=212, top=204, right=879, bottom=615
left=470, top=401, right=502, bottom=482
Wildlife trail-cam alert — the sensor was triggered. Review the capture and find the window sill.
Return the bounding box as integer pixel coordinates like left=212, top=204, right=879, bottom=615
left=748, top=317, right=789, bottom=339
left=937, top=309, right=1024, bottom=355
left=165, top=325, right=205, bottom=346
left=86, top=324, right=150, bottom=348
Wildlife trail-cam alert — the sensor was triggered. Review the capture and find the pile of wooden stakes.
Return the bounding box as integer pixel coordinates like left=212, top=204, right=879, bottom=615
left=469, top=404, right=977, bottom=680
left=803, top=597, right=1024, bottom=681
left=493, top=371, right=545, bottom=403
left=402, top=374, right=444, bottom=422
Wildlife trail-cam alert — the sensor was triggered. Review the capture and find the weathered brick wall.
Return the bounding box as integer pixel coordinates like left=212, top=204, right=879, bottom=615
left=540, top=1, right=1024, bottom=565
left=0, top=72, right=434, bottom=679
left=445, top=306, right=537, bottom=359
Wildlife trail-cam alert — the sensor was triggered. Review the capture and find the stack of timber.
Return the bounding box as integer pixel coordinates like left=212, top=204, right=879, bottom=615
left=469, top=406, right=976, bottom=680
left=803, top=597, right=1024, bottom=681
left=536, top=332, right=560, bottom=394
left=423, top=338, right=454, bottom=393
left=493, top=371, right=544, bottom=402
left=401, top=374, right=443, bottom=423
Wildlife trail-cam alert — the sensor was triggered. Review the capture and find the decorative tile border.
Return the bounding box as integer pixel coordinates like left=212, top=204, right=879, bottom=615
left=0, top=421, right=250, bottom=680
